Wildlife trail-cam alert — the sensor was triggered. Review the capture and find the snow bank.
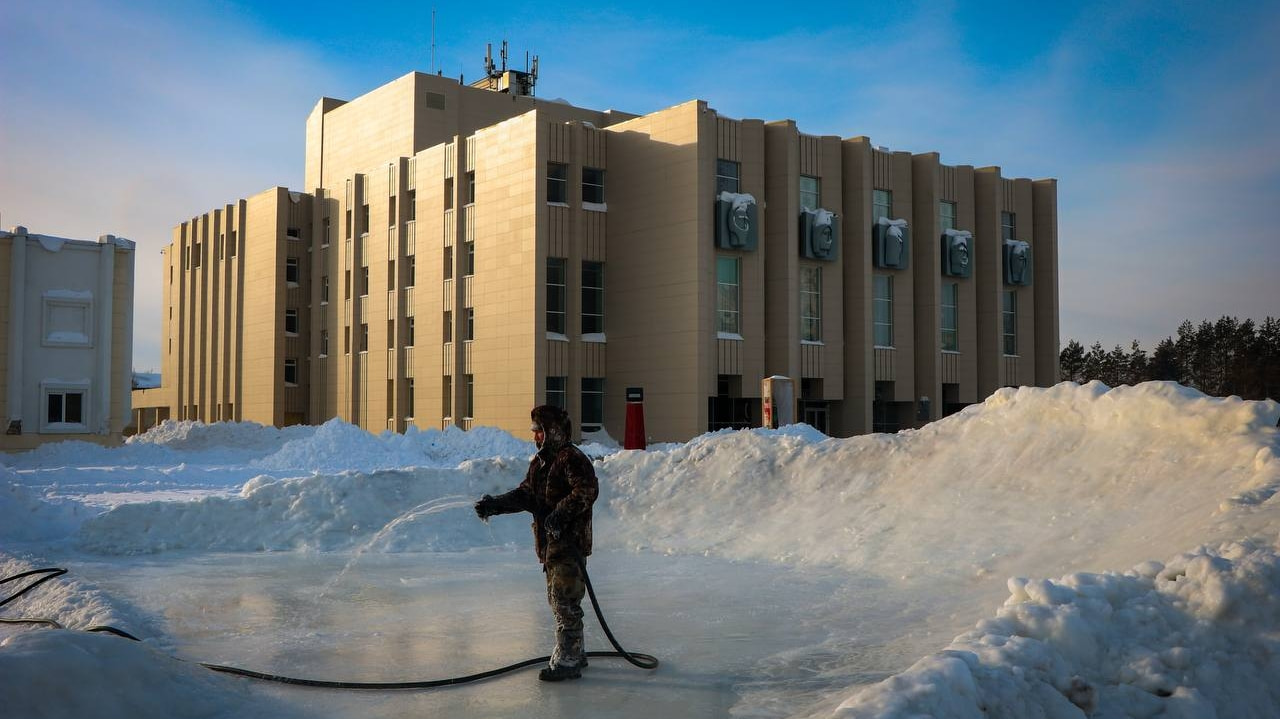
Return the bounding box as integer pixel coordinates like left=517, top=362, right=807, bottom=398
left=835, top=537, right=1280, bottom=718
left=0, top=472, right=93, bottom=541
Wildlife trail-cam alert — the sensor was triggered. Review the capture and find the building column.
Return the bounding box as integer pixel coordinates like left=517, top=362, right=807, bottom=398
left=6, top=230, right=26, bottom=433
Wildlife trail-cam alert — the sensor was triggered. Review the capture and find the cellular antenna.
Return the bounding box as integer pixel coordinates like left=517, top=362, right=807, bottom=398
left=430, top=8, right=436, bottom=74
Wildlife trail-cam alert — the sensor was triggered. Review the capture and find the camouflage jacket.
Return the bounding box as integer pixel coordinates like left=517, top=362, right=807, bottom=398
left=489, top=442, right=598, bottom=563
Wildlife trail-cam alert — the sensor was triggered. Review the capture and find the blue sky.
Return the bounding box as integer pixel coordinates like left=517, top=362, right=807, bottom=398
left=2, top=0, right=1277, bottom=373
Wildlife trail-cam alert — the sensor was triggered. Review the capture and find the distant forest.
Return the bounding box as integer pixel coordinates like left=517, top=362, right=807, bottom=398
left=1060, top=316, right=1280, bottom=401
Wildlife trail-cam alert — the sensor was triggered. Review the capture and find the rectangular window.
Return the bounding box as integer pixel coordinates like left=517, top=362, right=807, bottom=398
left=582, top=167, right=605, bottom=204
left=581, top=261, right=604, bottom=335
left=405, top=254, right=416, bottom=287
left=284, top=359, right=298, bottom=386
left=286, top=257, right=300, bottom=285
left=360, top=266, right=369, bottom=296
left=800, top=176, right=821, bottom=211
left=321, top=217, right=331, bottom=247
left=193, top=241, right=202, bottom=269
left=443, top=246, right=454, bottom=280
left=716, top=256, right=740, bottom=335
left=286, top=226, right=301, bottom=240
left=344, top=269, right=351, bottom=300
left=464, top=374, right=474, bottom=418
left=407, top=190, right=416, bottom=221
left=941, top=282, right=959, bottom=352
left=344, top=326, right=350, bottom=354
left=387, top=319, right=394, bottom=349
left=874, top=274, right=894, bottom=347
left=387, top=260, right=395, bottom=290
left=873, top=189, right=893, bottom=222
left=321, top=275, right=329, bottom=303
left=464, top=307, right=474, bottom=341
left=547, top=162, right=568, bottom=203
left=360, top=323, right=369, bottom=352
left=360, top=203, right=370, bottom=234
left=546, top=257, right=567, bottom=334
left=581, top=378, right=604, bottom=432
left=800, top=266, right=822, bottom=342
left=406, top=378, right=415, bottom=419
left=464, top=241, right=475, bottom=276
left=345, top=209, right=352, bottom=239
left=444, top=178, right=454, bottom=211
left=940, top=201, right=957, bottom=232
left=716, top=160, right=740, bottom=194
left=443, top=375, right=453, bottom=418
left=466, top=171, right=476, bottom=205
left=406, top=316, right=415, bottom=346
left=320, top=329, right=329, bottom=356
left=388, top=196, right=396, bottom=226
left=1001, top=211, right=1016, bottom=241
left=46, top=391, right=85, bottom=425
left=1003, top=290, right=1017, bottom=356
left=443, top=310, right=453, bottom=343
left=546, top=376, right=567, bottom=410
left=285, top=308, right=299, bottom=335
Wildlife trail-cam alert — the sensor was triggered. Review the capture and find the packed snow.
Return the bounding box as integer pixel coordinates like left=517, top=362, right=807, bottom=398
left=2, top=381, right=1278, bottom=718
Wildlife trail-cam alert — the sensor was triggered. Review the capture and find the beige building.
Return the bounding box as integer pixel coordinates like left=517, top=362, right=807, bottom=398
left=2, top=226, right=135, bottom=451
left=135, top=65, right=1059, bottom=442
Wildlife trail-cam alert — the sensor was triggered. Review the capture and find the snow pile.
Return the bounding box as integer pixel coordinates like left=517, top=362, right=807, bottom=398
left=836, top=538, right=1280, bottom=718
left=0, top=473, right=91, bottom=541
left=250, top=420, right=533, bottom=473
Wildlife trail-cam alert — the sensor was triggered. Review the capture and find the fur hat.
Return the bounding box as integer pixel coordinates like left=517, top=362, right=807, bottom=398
left=531, top=404, right=572, bottom=448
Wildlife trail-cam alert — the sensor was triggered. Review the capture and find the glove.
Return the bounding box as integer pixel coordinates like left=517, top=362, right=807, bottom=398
left=544, top=509, right=567, bottom=540
left=475, top=494, right=499, bottom=520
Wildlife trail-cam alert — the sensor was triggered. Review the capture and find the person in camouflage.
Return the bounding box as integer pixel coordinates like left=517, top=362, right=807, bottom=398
left=474, top=404, right=599, bottom=682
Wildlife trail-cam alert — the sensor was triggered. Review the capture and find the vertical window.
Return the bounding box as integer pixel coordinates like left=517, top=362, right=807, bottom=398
left=46, top=391, right=85, bottom=425
left=344, top=326, right=351, bottom=354
left=546, top=257, right=567, bottom=334
left=344, top=270, right=351, bottom=300
left=345, top=208, right=352, bottom=239
left=581, top=261, right=604, bottom=335
left=287, top=226, right=301, bottom=241
left=320, top=329, right=329, bottom=356
left=443, top=245, right=454, bottom=280
left=285, top=257, right=300, bottom=285
left=800, top=266, right=822, bottom=342
left=284, top=359, right=298, bottom=386
left=443, top=310, right=453, bottom=343
left=581, top=378, right=604, bottom=432
left=193, top=241, right=202, bottom=268
left=407, top=190, right=416, bottom=221
left=716, top=256, right=740, bottom=335
left=465, top=307, right=474, bottom=341
left=940, top=201, right=957, bottom=232
left=362, top=266, right=371, bottom=296
left=360, top=323, right=369, bottom=352
left=360, top=203, right=370, bottom=234
left=800, top=176, right=821, bottom=211
left=716, top=160, right=740, bottom=194
left=1001, top=211, right=1016, bottom=241
left=873, top=189, right=893, bottom=221
left=285, top=308, right=299, bottom=335
left=387, top=319, right=394, bottom=348
left=405, top=254, right=416, bottom=287
left=322, top=217, right=331, bottom=246
left=547, top=162, right=568, bottom=203
left=466, top=171, right=476, bottom=205
left=874, top=275, right=894, bottom=347
left=444, top=178, right=454, bottom=211
left=443, top=375, right=453, bottom=418
left=464, top=241, right=475, bottom=276
left=406, top=378, right=415, bottom=419
left=546, top=376, right=567, bottom=410
left=321, top=275, right=329, bottom=303
left=387, top=260, right=396, bottom=290
left=1002, top=290, right=1017, bottom=356
left=388, top=196, right=396, bottom=227
left=406, top=316, right=415, bottom=346
left=582, top=167, right=605, bottom=204
left=941, top=282, right=959, bottom=352
left=464, top=374, right=474, bottom=418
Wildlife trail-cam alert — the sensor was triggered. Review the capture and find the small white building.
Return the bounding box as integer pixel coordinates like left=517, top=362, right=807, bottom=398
left=1, top=226, right=135, bottom=451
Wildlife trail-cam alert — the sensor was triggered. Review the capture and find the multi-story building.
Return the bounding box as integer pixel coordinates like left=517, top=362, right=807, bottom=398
left=2, top=226, right=135, bottom=451
left=134, top=62, right=1059, bottom=442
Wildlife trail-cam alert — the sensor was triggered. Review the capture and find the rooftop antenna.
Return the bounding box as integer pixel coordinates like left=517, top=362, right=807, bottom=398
left=483, top=43, right=495, bottom=77
left=430, top=8, right=437, bottom=74
left=500, top=40, right=508, bottom=72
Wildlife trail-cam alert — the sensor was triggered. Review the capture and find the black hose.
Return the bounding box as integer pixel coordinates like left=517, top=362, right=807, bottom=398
left=0, top=561, right=658, bottom=688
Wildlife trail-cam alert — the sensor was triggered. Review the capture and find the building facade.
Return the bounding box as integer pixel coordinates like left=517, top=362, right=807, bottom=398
left=2, top=226, right=135, bottom=451
left=135, top=69, right=1059, bottom=442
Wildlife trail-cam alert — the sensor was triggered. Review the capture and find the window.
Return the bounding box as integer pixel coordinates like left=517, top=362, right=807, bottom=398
left=444, top=178, right=454, bottom=211
left=1001, top=211, right=1016, bottom=241
left=940, top=201, right=957, bottom=233
left=716, top=160, right=740, bottom=194
left=547, top=162, right=568, bottom=203
left=284, top=358, right=299, bottom=386
left=286, top=257, right=300, bottom=285
left=286, top=226, right=301, bottom=240
left=874, top=275, right=894, bottom=347
left=344, top=326, right=351, bottom=354
left=388, top=196, right=396, bottom=226
left=546, top=257, right=567, bottom=334
left=405, top=255, right=416, bottom=288
left=387, top=260, right=395, bottom=290
left=444, top=246, right=454, bottom=280
left=546, top=376, right=567, bottom=410
left=464, top=374, right=474, bottom=418
left=406, top=378, right=415, bottom=419
left=344, top=270, right=351, bottom=300
left=1002, top=290, right=1017, bottom=356
left=466, top=171, right=476, bottom=205
left=464, top=241, right=475, bottom=276
left=321, top=217, right=331, bottom=247
left=582, top=167, right=605, bottom=204
left=800, top=176, right=821, bottom=211
left=228, top=230, right=237, bottom=258
left=443, top=310, right=453, bottom=343
left=716, top=257, right=741, bottom=335
left=345, top=208, right=352, bottom=239
left=941, top=282, right=959, bottom=352
left=443, top=375, right=453, bottom=418
left=407, top=190, right=416, bottom=221
left=360, top=203, right=370, bottom=234
left=800, top=266, right=822, bottom=342
left=464, top=307, right=474, bottom=341
left=873, top=189, right=893, bottom=221
left=320, top=329, right=329, bottom=357
left=581, top=378, right=604, bottom=432
left=387, top=319, right=394, bottom=349
left=45, top=390, right=85, bottom=427
left=582, top=261, right=604, bottom=335
left=360, top=266, right=369, bottom=296
left=406, top=316, right=415, bottom=346
left=360, top=323, right=369, bottom=352
left=321, top=275, right=329, bottom=303
left=193, top=241, right=202, bottom=269
left=285, top=308, right=299, bottom=335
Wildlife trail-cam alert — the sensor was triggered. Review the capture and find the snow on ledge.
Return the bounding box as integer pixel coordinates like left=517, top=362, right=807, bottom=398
left=582, top=202, right=608, bottom=212
left=717, top=331, right=743, bottom=341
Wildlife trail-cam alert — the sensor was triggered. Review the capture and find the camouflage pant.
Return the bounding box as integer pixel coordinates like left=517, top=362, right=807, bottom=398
left=544, top=557, right=586, bottom=668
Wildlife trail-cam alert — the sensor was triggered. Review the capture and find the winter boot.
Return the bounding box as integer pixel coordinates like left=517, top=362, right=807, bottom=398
left=538, top=663, right=583, bottom=682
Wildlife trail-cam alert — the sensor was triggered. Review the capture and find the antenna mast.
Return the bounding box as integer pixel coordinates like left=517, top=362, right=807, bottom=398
left=430, top=8, right=437, bottom=73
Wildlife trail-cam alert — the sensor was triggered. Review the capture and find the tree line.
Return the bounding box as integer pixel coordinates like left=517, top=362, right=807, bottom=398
left=1060, top=316, right=1280, bottom=401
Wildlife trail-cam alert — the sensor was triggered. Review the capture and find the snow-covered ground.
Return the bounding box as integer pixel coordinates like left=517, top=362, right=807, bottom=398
left=2, top=381, right=1278, bottom=718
